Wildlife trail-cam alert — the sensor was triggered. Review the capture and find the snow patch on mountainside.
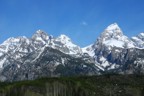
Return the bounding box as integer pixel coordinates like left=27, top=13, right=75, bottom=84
left=0, top=58, right=6, bottom=68
left=82, top=44, right=95, bottom=57
left=99, top=56, right=110, bottom=67
left=103, top=39, right=124, bottom=48
left=32, top=46, right=46, bottom=62
left=131, top=32, right=144, bottom=48
left=55, top=34, right=82, bottom=55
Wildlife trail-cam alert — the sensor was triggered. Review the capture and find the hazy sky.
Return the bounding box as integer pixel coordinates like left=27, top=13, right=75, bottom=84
left=0, top=0, right=144, bottom=47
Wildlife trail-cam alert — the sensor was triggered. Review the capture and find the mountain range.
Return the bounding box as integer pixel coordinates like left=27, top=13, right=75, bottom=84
left=0, top=23, right=144, bottom=82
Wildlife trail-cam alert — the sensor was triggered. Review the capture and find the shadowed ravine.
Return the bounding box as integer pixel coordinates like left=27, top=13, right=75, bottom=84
left=0, top=75, right=144, bottom=96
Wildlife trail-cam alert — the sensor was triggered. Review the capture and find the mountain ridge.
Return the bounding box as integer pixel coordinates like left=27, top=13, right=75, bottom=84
left=1, top=23, right=144, bottom=81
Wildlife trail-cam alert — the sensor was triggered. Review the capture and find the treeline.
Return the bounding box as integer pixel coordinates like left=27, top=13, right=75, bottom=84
left=0, top=74, right=144, bottom=96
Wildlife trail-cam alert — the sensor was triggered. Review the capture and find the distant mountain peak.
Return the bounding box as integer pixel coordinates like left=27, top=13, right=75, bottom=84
left=138, top=32, right=144, bottom=38
left=36, top=29, right=47, bottom=34
left=33, top=30, right=49, bottom=38
left=94, top=23, right=135, bottom=49
left=2, top=36, right=29, bottom=45
left=106, top=23, right=120, bottom=31
left=131, top=32, right=144, bottom=48
left=32, top=30, right=49, bottom=43
left=58, top=34, right=71, bottom=43
left=104, top=23, right=123, bottom=36
left=99, top=23, right=124, bottom=41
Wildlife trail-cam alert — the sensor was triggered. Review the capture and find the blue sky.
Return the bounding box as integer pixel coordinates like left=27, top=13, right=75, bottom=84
left=0, top=0, right=144, bottom=47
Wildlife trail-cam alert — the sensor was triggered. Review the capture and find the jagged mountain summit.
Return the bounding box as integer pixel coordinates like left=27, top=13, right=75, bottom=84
left=83, top=23, right=134, bottom=56
left=85, top=23, right=144, bottom=73
left=95, top=23, right=135, bottom=49
left=0, top=23, right=144, bottom=81
left=131, top=32, right=144, bottom=48
left=0, top=30, right=97, bottom=81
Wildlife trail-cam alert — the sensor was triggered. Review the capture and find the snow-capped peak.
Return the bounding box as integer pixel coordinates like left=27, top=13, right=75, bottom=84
left=57, top=34, right=72, bottom=44
left=131, top=32, right=144, bottom=48
left=36, top=29, right=47, bottom=35
left=0, top=36, right=30, bottom=52
left=105, top=23, right=122, bottom=32
left=53, top=34, right=82, bottom=55
left=101, top=23, right=123, bottom=40
left=96, top=23, right=135, bottom=48
left=82, top=44, right=95, bottom=57
left=33, top=30, right=49, bottom=38
left=32, top=30, right=49, bottom=46
left=138, top=32, right=144, bottom=38
left=98, top=23, right=124, bottom=41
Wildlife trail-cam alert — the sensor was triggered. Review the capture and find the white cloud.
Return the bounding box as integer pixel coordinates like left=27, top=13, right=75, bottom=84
left=81, top=21, right=88, bottom=26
